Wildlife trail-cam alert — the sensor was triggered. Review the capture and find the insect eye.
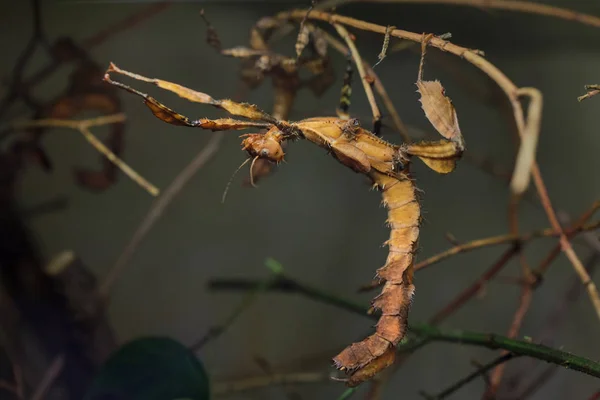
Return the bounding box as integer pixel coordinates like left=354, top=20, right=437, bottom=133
left=259, top=148, right=270, bottom=157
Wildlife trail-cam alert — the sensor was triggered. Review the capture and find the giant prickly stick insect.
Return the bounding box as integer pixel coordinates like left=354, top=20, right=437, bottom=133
left=103, top=29, right=465, bottom=386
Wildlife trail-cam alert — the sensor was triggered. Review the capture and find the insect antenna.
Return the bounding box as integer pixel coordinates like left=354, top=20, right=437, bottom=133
left=221, top=157, right=252, bottom=204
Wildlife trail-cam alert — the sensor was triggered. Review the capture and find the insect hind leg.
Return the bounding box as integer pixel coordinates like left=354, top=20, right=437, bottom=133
left=336, top=53, right=354, bottom=121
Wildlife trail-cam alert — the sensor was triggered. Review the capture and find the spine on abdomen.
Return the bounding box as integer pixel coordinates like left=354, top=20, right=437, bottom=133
left=333, top=172, right=420, bottom=379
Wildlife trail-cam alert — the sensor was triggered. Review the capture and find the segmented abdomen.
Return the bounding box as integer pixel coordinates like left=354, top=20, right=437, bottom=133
left=333, top=171, right=419, bottom=385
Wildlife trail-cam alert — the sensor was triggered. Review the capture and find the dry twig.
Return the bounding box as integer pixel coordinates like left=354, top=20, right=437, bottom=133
left=9, top=114, right=159, bottom=196
left=317, top=0, right=600, bottom=28
left=100, top=132, right=223, bottom=297
left=332, top=23, right=383, bottom=132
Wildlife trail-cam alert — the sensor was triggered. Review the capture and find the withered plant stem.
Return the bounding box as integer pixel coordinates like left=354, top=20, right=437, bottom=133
left=10, top=114, right=159, bottom=196
left=317, top=0, right=600, bottom=28
left=100, top=132, right=223, bottom=298
left=332, top=23, right=383, bottom=131
left=311, top=27, right=411, bottom=141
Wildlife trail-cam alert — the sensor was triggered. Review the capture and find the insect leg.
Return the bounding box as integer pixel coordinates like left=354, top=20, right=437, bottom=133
left=336, top=53, right=354, bottom=120
left=103, top=67, right=272, bottom=131
left=404, top=139, right=464, bottom=174
left=104, top=63, right=279, bottom=125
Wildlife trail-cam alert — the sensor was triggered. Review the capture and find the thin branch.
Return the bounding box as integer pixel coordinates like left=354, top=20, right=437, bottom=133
left=309, top=26, right=411, bottom=141
left=534, top=200, right=600, bottom=320
left=0, top=1, right=173, bottom=119
left=29, top=355, right=65, bottom=400
left=513, top=365, right=557, bottom=400
left=507, top=253, right=600, bottom=398
left=429, top=245, right=519, bottom=324
left=332, top=23, right=382, bottom=130
left=316, top=0, right=600, bottom=28
left=208, top=272, right=600, bottom=379
left=484, top=285, right=532, bottom=399
left=422, top=353, right=518, bottom=400
left=417, top=223, right=597, bottom=272
left=100, top=132, right=223, bottom=298
left=587, top=390, right=600, bottom=400
left=485, top=203, right=599, bottom=398
left=81, top=0, right=173, bottom=49
left=189, top=265, right=276, bottom=351
left=10, top=114, right=159, bottom=197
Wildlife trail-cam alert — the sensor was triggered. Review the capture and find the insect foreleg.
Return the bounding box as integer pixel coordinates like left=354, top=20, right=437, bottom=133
left=104, top=63, right=279, bottom=125
left=336, top=54, right=354, bottom=120
left=103, top=70, right=271, bottom=131
left=404, top=139, right=464, bottom=174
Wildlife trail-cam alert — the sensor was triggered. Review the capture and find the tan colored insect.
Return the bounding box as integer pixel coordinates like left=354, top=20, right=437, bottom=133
left=103, top=50, right=464, bottom=385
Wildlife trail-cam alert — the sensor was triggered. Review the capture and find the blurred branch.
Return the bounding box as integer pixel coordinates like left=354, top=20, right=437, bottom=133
left=29, top=355, right=64, bottom=400
left=332, top=23, right=382, bottom=130
left=421, top=353, right=518, bottom=400
left=9, top=114, right=159, bottom=196
left=208, top=270, right=600, bottom=379
left=81, top=1, right=173, bottom=49
left=418, top=219, right=599, bottom=272
left=212, top=371, right=329, bottom=397
left=0, top=0, right=173, bottom=119
left=359, top=214, right=600, bottom=293
left=310, top=25, right=411, bottom=140
left=430, top=245, right=519, bottom=324
left=100, top=132, right=223, bottom=298
left=189, top=258, right=278, bottom=351
left=0, top=364, right=23, bottom=400
left=507, top=251, right=600, bottom=398
left=317, top=0, right=600, bottom=28
left=578, top=85, right=600, bottom=102
left=486, top=201, right=600, bottom=397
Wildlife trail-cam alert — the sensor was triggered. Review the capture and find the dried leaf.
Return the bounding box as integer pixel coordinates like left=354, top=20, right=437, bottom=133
left=416, top=80, right=463, bottom=143
left=405, top=139, right=463, bottom=174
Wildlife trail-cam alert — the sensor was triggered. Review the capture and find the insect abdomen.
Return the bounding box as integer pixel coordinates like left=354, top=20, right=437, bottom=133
left=332, top=171, right=419, bottom=386
left=376, top=172, right=419, bottom=341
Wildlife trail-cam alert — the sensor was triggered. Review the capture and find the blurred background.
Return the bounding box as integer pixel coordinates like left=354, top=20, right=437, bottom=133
left=1, top=0, right=599, bottom=399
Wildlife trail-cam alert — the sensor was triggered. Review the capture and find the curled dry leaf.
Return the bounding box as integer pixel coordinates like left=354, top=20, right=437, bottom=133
left=414, top=33, right=465, bottom=172
left=416, top=80, right=463, bottom=144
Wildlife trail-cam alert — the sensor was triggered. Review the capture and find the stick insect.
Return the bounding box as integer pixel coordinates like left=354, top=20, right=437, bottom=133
left=103, top=31, right=464, bottom=386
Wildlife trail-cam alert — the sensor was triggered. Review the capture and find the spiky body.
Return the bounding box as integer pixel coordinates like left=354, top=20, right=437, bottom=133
left=278, top=117, right=420, bottom=384
left=102, top=64, right=463, bottom=386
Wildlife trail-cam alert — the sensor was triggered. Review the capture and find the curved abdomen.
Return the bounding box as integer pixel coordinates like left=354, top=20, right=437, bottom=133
left=333, top=171, right=420, bottom=385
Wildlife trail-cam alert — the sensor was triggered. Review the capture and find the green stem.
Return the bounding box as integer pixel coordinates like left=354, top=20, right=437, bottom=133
left=209, top=271, right=600, bottom=380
